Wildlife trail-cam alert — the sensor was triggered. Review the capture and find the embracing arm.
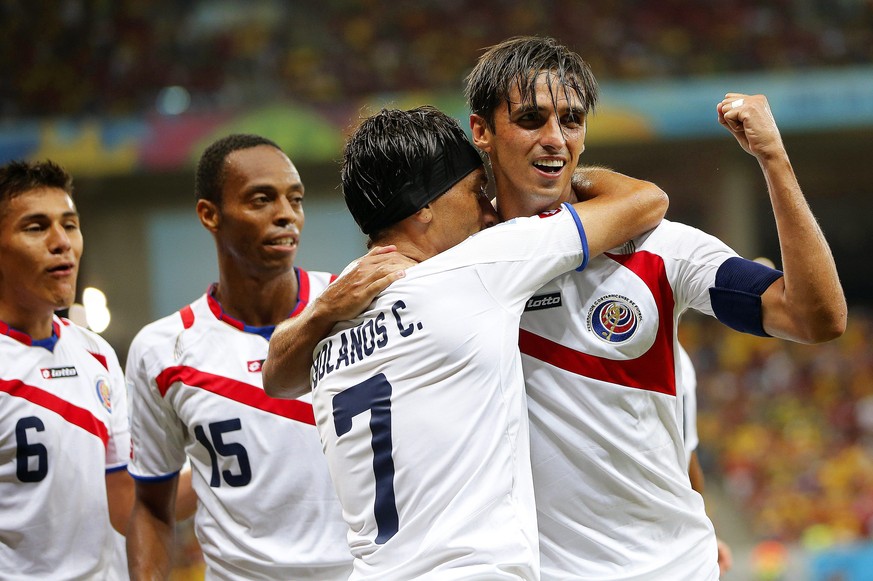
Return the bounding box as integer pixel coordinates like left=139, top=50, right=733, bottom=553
left=569, top=166, right=669, bottom=258
left=718, top=94, right=846, bottom=343
left=262, top=245, right=413, bottom=399
left=106, top=469, right=135, bottom=535
left=127, top=477, right=177, bottom=580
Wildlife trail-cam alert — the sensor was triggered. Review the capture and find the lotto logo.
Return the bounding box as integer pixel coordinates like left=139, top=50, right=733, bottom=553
left=538, top=208, right=561, bottom=218
left=247, top=360, right=264, bottom=373
left=525, top=292, right=563, bottom=311
left=40, top=366, right=79, bottom=379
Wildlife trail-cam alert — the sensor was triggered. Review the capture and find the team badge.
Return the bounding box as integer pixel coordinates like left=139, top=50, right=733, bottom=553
left=95, top=376, right=112, bottom=412
left=587, top=294, right=642, bottom=344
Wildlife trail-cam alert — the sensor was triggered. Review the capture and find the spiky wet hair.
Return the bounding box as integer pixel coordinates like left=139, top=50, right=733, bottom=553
left=465, top=35, right=599, bottom=129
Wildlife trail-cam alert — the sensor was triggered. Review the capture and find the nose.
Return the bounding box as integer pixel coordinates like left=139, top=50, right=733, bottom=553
left=275, top=195, right=303, bottom=228
left=479, top=196, right=500, bottom=228
left=47, top=223, right=72, bottom=253
left=540, top=115, right=566, bottom=150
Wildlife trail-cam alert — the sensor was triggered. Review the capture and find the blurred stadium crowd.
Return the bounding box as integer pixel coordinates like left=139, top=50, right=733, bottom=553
left=683, top=311, right=873, bottom=548
left=4, top=0, right=873, bottom=118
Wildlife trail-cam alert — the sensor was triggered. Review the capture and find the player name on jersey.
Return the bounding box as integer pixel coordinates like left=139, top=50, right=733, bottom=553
left=311, top=300, right=422, bottom=388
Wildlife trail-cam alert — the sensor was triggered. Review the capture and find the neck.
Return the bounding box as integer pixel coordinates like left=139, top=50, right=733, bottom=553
left=0, top=302, right=56, bottom=340
left=212, top=268, right=300, bottom=327
left=494, top=179, right=574, bottom=220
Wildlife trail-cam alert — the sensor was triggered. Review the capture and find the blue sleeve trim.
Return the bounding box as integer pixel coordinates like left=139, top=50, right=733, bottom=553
left=129, top=470, right=182, bottom=483
left=106, top=464, right=128, bottom=474
left=562, top=202, right=589, bottom=271
left=709, top=257, right=783, bottom=337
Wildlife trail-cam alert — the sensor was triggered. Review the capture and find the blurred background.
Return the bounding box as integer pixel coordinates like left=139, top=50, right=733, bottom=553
left=4, top=1, right=872, bottom=579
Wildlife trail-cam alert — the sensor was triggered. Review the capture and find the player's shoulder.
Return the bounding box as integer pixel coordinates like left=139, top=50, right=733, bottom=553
left=636, top=219, right=730, bottom=255
left=128, top=295, right=206, bottom=357
left=56, top=316, right=117, bottom=357
left=298, top=267, right=337, bottom=295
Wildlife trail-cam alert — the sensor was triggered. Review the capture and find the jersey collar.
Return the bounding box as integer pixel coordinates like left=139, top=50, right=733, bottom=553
left=0, top=318, right=62, bottom=351
left=205, top=267, right=308, bottom=340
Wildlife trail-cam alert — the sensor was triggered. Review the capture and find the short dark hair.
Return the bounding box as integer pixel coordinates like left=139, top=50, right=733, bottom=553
left=195, top=134, right=281, bottom=204
left=342, top=106, right=482, bottom=240
left=465, top=36, right=598, bottom=130
left=0, top=159, right=73, bottom=208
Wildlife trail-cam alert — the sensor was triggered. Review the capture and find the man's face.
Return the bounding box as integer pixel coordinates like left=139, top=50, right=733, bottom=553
left=471, top=71, right=587, bottom=220
left=427, top=167, right=498, bottom=253
left=0, top=187, right=83, bottom=318
left=199, top=145, right=305, bottom=277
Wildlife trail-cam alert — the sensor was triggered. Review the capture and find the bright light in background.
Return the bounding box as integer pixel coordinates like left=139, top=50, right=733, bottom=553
left=156, top=85, right=191, bottom=115
left=81, top=286, right=111, bottom=333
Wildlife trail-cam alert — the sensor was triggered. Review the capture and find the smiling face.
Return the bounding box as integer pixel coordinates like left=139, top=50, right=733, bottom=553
left=0, top=187, right=82, bottom=332
left=198, top=144, right=305, bottom=279
left=471, top=71, right=587, bottom=220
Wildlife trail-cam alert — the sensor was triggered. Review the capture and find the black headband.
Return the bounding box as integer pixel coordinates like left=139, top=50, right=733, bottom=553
left=356, top=140, right=483, bottom=235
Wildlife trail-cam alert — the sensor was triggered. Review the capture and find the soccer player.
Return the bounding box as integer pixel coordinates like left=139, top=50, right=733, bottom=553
left=0, top=160, right=132, bottom=579
left=263, top=105, right=668, bottom=580
left=125, top=134, right=407, bottom=580
left=465, top=36, right=846, bottom=580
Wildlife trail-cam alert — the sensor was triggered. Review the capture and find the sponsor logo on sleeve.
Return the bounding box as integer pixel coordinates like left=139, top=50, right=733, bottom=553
left=525, top=292, right=563, bottom=312
left=247, top=359, right=265, bottom=373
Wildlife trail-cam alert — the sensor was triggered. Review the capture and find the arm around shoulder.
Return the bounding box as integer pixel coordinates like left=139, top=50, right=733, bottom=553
left=570, top=166, right=668, bottom=258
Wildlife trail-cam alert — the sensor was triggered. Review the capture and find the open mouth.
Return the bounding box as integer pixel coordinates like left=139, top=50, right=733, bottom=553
left=47, top=263, right=74, bottom=274
left=266, top=237, right=297, bottom=247
left=533, top=159, right=565, bottom=174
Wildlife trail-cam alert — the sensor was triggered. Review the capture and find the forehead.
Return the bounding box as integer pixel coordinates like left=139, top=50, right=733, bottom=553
left=1, top=187, right=76, bottom=223
left=507, top=71, right=584, bottom=112
left=223, top=145, right=302, bottom=191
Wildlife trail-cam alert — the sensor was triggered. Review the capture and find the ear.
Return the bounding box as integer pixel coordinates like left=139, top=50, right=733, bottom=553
left=414, top=205, right=433, bottom=225
left=196, top=199, right=220, bottom=233
left=470, top=114, right=492, bottom=154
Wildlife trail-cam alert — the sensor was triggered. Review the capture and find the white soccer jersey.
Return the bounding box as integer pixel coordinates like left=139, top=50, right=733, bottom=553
left=522, top=220, right=732, bottom=581
left=678, top=343, right=700, bottom=467
left=311, top=206, right=587, bottom=581
left=0, top=316, right=130, bottom=580
left=126, top=268, right=353, bottom=581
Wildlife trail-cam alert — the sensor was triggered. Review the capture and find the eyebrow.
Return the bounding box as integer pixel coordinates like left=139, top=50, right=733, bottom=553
left=18, top=210, right=80, bottom=221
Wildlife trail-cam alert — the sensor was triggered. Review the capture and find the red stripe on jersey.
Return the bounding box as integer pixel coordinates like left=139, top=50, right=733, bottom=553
left=0, top=379, right=110, bottom=446
left=519, top=251, right=677, bottom=396
left=329, top=273, right=339, bottom=283
left=155, top=366, right=316, bottom=425
left=289, top=268, right=311, bottom=317
left=179, top=305, right=195, bottom=329
left=88, top=351, right=109, bottom=371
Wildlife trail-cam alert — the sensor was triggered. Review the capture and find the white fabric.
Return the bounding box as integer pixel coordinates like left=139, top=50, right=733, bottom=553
left=0, top=317, right=129, bottom=579
left=678, top=343, right=700, bottom=467
left=312, top=207, right=587, bottom=581
left=522, top=220, right=735, bottom=581
left=126, top=269, right=353, bottom=581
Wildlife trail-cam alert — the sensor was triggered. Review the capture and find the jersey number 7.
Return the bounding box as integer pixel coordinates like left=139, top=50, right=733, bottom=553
left=333, top=373, right=399, bottom=544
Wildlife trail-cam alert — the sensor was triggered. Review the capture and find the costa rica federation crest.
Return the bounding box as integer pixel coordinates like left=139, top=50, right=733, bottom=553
left=95, top=376, right=113, bottom=412
left=587, top=294, right=642, bottom=344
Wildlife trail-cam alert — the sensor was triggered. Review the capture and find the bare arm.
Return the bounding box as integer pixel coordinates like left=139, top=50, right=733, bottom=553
left=173, top=463, right=197, bottom=522
left=127, top=478, right=177, bottom=580
left=569, top=166, right=669, bottom=258
left=262, top=245, right=414, bottom=399
left=718, top=94, right=846, bottom=343
left=106, top=469, right=135, bottom=535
